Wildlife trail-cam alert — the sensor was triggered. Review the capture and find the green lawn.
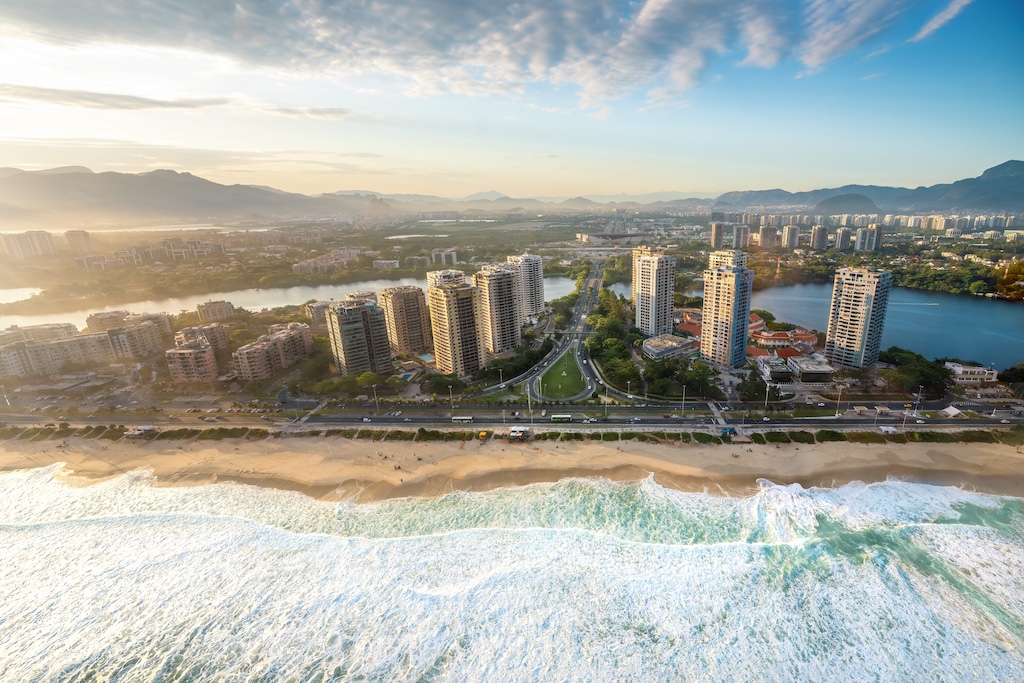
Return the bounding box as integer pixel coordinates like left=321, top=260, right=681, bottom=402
left=539, top=352, right=587, bottom=398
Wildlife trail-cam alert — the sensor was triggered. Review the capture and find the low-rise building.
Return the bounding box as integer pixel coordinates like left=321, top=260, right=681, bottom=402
left=944, top=362, right=998, bottom=385
left=786, top=356, right=835, bottom=383
left=641, top=334, right=697, bottom=361
left=197, top=300, right=236, bottom=321
left=232, top=322, right=314, bottom=381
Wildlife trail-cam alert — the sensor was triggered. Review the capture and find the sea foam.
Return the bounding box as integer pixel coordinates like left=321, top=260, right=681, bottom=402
left=0, top=464, right=1021, bottom=681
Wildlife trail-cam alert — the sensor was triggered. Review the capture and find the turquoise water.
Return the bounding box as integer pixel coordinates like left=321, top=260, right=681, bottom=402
left=1, top=465, right=1022, bottom=680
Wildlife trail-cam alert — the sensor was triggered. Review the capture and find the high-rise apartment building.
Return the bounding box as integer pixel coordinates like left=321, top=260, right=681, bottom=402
left=701, top=250, right=754, bottom=368
left=854, top=227, right=877, bottom=252
left=431, top=248, right=459, bottom=265
left=758, top=226, right=778, bottom=248
left=781, top=225, right=800, bottom=249
left=176, top=323, right=229, bottom=350
left=326, top=299, right=393, bottom=376
left=834, top=228, right=853, bottom=251
left=107, top=322, right=164, bottom=360
left=810, top=225, right=828, bottom=251
left=379, top=285, right=432, bottom=356
left=0, top=231, right=57, bottom=261
left=232, top=323, right=314, bottom=381
left=710, top=222, right=725, bottom=249
left=632, top=246, right=676, bottom=336
left=86, top=310, right=132, bottom=333
left=428, top=283, right=484, bottom=378
left=474, top=265, right=522, bottom=355
left=732, top=225, right=750, bottom=249
left=64, top=230, right=93, bottom=254
left=825, top=267, right=892, bottom=369
left=506, top=253, right=545, bottom=319
left=197, top=300, right=236, bottom=321
left=426, top=269, right=466, bottom=288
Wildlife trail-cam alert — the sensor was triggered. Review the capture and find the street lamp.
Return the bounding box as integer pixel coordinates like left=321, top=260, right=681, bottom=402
left=627, top=380, right=632, bottom=398
left=902, top=403, right=912, bottom=432
left=448, top=385, right=455, bottom=414
left=835, top=384, right=844, bottom=418
left=914, top=385, right=923, bottom=417
left=371, top=384, right=379, bottom=416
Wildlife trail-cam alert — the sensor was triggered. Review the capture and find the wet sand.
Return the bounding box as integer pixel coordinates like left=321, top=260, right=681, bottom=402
left=2, top=433, right=1023, bottom=501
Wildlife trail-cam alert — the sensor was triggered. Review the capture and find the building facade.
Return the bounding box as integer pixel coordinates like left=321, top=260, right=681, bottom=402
left=632, top=246, right=676, bottom=337
left=197, top=300, right=236, bottom=321
left=825, top=267, right=892, bottom=368
left=701, top=250, right=754, bottom=368
left=507, top=253, right=545, bottom=319
left=710, top=222, right=724, bottom=249
left=426, top=269, right=465, bottom=288
left=810, top=225, right=828, bottom=251
left=428, top=283, right=484, bottom=378
left=166, top=341, right=218, bottom=383
left=326, top=299, right=393, bottom=376
left=474, top=265, right=522, bottom=355
left=782, top=225, right=800, bottom=249
left=379, top=285, right=432, bottom=356
left=233, top=322, right=315, bottom=381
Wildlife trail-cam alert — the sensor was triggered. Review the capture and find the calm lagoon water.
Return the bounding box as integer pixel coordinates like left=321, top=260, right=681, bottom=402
left=0, top=277, right=579, bottom=332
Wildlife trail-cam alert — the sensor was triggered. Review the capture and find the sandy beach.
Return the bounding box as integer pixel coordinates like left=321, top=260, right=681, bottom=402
left=2, top=433, right=1024, bottom=500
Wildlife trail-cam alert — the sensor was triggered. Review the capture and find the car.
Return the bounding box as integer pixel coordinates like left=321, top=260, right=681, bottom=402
left=817, top=402, right=826, bottom=407
left=260, top=415, right=271, bottom=421
left=1000, top=419, right=1010, bottom=424
left=362, top=417, right=372, bottom=422
left=403, top=418, right=412, bottom=422
left=631, top=417, right=641, bottom=422
left=762, top=417, right=770, bottom=422
left=916, top=420, right=925, bottom=424
left=499, top=384, right=507, bottom=389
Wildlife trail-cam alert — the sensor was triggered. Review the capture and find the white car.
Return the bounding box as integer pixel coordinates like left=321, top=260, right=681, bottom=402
left=817, top=402, right=825, bottom=407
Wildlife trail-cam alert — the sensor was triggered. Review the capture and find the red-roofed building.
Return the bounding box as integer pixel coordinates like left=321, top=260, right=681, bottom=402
left=746, top=346, right=769, bottom=358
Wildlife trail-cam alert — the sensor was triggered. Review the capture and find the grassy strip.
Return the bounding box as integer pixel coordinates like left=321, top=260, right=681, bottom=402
left=815, top=430, right=847, bottom=442
left=906, top=431, right=957, bottom=443
left=384, top=431, right=416, bottom=441
left=954, top=430, right=998, bottom=443
left=692, top=432, right=722, bottom=445
left=847, top=431, right=887, bottom=444
left=764, top=432, right=790, bottom=444
left=788, top=431, right=815, bottom=444
left=155, top=428, right=202, bottom=440
left=750, top=433, right=766, bottom=444
left=197, top=427, right=251, bottom=441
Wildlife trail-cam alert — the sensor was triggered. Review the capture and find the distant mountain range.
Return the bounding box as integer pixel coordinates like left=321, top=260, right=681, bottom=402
left=0, top=161, right=1020, bottom=228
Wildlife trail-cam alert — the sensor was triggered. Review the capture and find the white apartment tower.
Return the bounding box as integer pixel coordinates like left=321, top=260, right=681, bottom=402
left=426, top=269, right=466, bottom=288
left=428, top=283, right=484, bottom=378
left=474, top=265, right=523, bottom=355
left=825, top=267, right=892, bottom=369
left=632, top=246, right=676, bottom=337
left=781, top=225, right=800, bottom=249
left=701, top=250, right=754, bottom=368
left=506, top=253, right=544, bottom=319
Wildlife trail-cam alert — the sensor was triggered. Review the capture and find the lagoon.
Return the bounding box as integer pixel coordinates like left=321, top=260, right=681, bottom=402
left=0, top=277, right=579, bottom=333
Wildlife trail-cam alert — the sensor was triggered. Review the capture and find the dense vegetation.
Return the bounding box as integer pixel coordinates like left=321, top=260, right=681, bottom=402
left=877, top=346, right=953, bottom=398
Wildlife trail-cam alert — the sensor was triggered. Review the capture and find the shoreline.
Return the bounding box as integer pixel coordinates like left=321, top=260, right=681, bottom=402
left=2, top=435, right=1024, bottom=501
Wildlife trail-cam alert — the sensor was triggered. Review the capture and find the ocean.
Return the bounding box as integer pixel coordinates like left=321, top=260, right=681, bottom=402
left=1, top=464, right=1022, bottom=681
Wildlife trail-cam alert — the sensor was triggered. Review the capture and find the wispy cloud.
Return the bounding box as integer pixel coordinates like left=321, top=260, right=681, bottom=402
left=0, top=0, right=951, bottom=107
left=909, top=0, right=975, bottom=42
left=265, top=107, right=352, bottom=120
left=0, top=84, right=227, bottom=109
left=860, top=72, right=883, bottom=80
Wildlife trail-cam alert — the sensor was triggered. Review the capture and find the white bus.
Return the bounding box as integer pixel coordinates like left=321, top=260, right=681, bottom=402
left=451, top=416, right=474, bottom=423
left=550, top=414, right=572, bottom=423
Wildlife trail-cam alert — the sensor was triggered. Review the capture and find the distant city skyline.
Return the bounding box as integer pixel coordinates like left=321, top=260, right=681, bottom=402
left=0, top=0, right=1021, bottom=196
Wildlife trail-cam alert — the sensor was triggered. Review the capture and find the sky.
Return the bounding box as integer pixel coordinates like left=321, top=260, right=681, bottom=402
left=0, top=0, right=1021, bottom=198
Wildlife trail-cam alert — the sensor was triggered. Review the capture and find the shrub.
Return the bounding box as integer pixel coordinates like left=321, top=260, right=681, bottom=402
left=601, top=432, right=619, bottom=441
left=636, top=434, right=660, bottom=444
left=750, top=433, right=766, bottom=444
left=619, top=432, right=638, bottom=440
left=384, top=430, right=416, bottom=441
left=100, top=427, right=126, bottom=441
left=907, top=431, right=957, bottom=443
left=954, top=430, right=998, bottom=443
left=246, top=429, right=269, bottom=439
left=197, top=427, right=250, bottom=440
left=884, top=433, right=908, bottom=443
left=789, top=431, right=815, bottom=444
left=815, top=430, right=847, bottom=442
left=561, top=432, right=584, bottom=441
left=765, top=432, right=790, bottom=443
left=997, top=426, right=1024, bottom=446
left=693, top=432, right=721, bottom=444
left=589, top=432, right=603, bottom=440
left=416, top=429, right=444, bottom=441
left=675, top=432, right=691, bottom=443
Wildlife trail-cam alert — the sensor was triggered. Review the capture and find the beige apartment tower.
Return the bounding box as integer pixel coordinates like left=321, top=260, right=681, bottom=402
left=632, top=246, right=676, bottom=337
left=474, top=265, right=523, bottom=355
left=379, top=285, right=432, bottom=356
left=506, top=253, right=545, bottom=319
left=825, top=267, right=892, bottom=369
left=701, top=250, right=754, bottom=368
left=326, top=299, right=393, bottom=376
left=428, top=284, right=484, bottom=378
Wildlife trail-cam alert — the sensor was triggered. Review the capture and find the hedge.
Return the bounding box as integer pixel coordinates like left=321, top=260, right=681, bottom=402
left=750, top=433, right=766, bottom=444
left=692, top=432, right=721, bottom=444
left=789, top=431, right=815, bottom=444
left=764, top=432, right=790, bottom=444
left=384, top=431, right=416, bottom=441
left=601, top=432, right=620, bottom=441
left=954, top=430, right=998, bottom=443
left=846, top=431, right=887, bottom=444
left=906, top=431, right=957, bottom=443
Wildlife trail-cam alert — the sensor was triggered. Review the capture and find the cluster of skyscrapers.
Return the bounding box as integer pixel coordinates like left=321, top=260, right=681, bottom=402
left=324, top=253, right=544, bottom=379
left=710, top=221, right=884, bottom=252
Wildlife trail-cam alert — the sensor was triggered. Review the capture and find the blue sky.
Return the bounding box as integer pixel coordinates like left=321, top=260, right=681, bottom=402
left=0, top=0, right=1020, bottom=197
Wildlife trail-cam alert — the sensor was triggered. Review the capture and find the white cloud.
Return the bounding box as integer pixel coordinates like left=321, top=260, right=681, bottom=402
left=909, top=0, right=975, bottom=42
left=0, top=0, right=948, bottom=106
left=0, top=83, right=228, bottom=109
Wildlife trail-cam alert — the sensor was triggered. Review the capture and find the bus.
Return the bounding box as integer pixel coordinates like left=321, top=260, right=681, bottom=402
left=550, top=414, right=572, bottom=423
left=451, top=416, right=474, bottom=423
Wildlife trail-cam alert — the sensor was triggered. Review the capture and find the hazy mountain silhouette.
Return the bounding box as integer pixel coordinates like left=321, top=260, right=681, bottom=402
left=814, top=194, right=879, bottom=214
left=0, top=162, right=1019, bottom=227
